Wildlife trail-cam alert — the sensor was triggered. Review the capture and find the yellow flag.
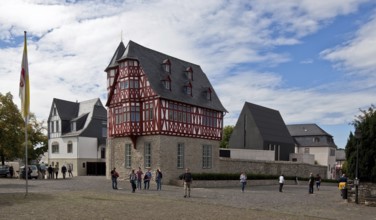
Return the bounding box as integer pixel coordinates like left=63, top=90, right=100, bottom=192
left=19, top=31, right=30, bottom=120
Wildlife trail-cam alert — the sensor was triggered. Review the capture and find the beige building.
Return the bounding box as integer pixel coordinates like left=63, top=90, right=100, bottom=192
left=287, top=124, right=337, bottom=179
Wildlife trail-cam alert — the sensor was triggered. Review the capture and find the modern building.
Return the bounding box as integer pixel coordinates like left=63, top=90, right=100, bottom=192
left=105, top=40, right=227, bottom=182
left=287, top=124, right=337, bottom=179
left=228, top=102, right=295, bottom=161
left=47, top=98, right=107, bottom=176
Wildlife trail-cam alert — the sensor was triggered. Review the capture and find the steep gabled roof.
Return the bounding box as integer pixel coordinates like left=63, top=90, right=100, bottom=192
left=105, top=41, right=126, bottom=71
left=287, top=124, right=332, bottom=137
left=105, top=40, right=227, bottom=112
left=245, top=102, right=294, bottom=144
left=53, top=98, right=79, bottom=120
left=49, top=98, right=106, bottom=137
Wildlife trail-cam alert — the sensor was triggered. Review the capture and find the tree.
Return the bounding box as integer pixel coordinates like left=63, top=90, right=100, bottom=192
left=345, top=105, right=376, bottom=182
left=0, top=92, right=48, bottom=164
left=220, top=125, right=234, bottom=148
left=0, top=92, right=24, bottom=164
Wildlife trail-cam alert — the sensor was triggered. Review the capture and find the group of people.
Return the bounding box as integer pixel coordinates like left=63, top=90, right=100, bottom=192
left=46, top=164, right=73, bottom=179
left=110, top=167, right=164, bottom=192
left=110, top=167, right=193, bottom=198
left=240, top=172, right=322, bottom=194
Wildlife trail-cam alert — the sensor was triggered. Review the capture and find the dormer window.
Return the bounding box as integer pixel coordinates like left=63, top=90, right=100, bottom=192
left=71, top=122, right=76, bottom=132
left=206, top=88, right=212, bottom=101
left=184, top=82, right=192, bottom=96
left=185, top=67, right=193, bottom=80
left=53, top=107, right=57, bottom=116
left=162, top=59, right=171, bottom=73
left=162, top=76, right=171, bottom=90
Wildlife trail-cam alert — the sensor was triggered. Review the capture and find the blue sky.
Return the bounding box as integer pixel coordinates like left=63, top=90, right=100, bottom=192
left=1, top=0, right=376, bottom=149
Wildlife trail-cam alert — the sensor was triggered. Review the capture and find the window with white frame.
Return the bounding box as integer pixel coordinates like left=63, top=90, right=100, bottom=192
left=144, top=143, right=152, bottom=168
left=125, top=144, right=132, bottom=168
left=56, top=121, right=59, bottom=133
left=52, top=142, right=59, bottom=154
left=177, top=143, right=185, bottom=168
left=67, top=141, right=73, bottom=153
left=51, top=121, right=55, bottom=133
left=202, top=145, right=212, bottom=168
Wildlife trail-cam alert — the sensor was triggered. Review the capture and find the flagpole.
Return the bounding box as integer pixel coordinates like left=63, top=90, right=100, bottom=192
left=25, top=115, right=28, bottom=197
left=21, top=30, right=29, bottom=197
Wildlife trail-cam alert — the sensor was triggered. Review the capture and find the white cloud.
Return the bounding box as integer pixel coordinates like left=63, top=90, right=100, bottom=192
left=321, top=15, right=376, bottom=76
left=0, top=0, right=374, bottom=149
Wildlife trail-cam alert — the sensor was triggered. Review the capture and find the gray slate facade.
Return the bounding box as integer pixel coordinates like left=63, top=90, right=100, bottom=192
left=228, top=102, right=295, bottom=161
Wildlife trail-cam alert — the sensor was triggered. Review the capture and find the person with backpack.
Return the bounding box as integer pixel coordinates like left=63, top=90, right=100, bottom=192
left=181, top=168, right=193, bottom=198
left=144, top=168, right=152, bottom=190
left=110, top=167, right=119, bottom=190
left=129, top=169, right=137, bottom=193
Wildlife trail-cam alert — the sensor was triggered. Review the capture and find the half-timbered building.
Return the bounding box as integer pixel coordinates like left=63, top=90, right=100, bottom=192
left=105, top=41, right=227, bottom=182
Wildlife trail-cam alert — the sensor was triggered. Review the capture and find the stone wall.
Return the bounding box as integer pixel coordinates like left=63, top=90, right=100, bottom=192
left=106, top=135, right=220, bottom=183
left=219, top=158, right=328, bottom=178
left=347, top=182, right=376, bottom=205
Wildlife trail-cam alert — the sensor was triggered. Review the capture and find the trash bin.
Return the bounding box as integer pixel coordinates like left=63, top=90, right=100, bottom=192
left=341, top=188, right=348, bottom=199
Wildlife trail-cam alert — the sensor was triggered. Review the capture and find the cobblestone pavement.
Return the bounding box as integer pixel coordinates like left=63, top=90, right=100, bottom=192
left=0, top=176, right=375, bottom=220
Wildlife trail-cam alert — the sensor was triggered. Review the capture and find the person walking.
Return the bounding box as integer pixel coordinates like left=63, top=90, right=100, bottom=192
left=156, top=169, right=163, bottom=190
left=315, top=174, right=321, bottom=191
left=136, top=167, right=143, bottom=190
left=182, top=168, right=193, bottom=198
left=279, top=174, right=285, bottom=192
left=47, top=165, right=53, bottom=179
left=68, top=164, right=73, bottom=177
left=54, top=164, right=59, bottom=179
left=240, top=172, right=247, bottom=192
left=110, top=167, right=119, bottom=190
left=61, top=165, right=67, bottom=179
left=144, top=168, right=152, bottom=190
left=308, top=173, right=315, bottom=194
left=129, top=169, right=137, bottom=193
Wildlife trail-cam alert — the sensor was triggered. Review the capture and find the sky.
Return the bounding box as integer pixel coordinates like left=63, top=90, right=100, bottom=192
left=1, top=0, right=376, bottom=149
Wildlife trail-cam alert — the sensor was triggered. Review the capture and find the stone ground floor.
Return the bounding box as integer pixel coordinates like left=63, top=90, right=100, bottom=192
left=0, top=176, right=375, bottom=220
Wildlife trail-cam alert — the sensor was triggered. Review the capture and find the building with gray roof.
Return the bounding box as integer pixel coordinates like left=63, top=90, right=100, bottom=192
left=287, top=124, right=337, bottom=179
left=228, top=102, right=295, bottom=161
left=105, top=41, right=227, bottom=182
left=47, top=98, right=107, bottom=176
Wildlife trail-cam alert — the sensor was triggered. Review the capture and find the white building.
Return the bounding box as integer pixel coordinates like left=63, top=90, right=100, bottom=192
left=287, top=124, right=337, bottom=179
left=47, top=98, right=107, bottom=176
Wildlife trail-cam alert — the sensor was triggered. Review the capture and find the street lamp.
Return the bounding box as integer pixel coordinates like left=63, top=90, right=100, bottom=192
left=354, top=128, right=361, bottom=204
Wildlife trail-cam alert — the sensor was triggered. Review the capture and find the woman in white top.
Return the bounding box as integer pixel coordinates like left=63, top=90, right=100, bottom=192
left=279, top=174, right=285, bottom=192
left=240, top=172, right=247, bottom=192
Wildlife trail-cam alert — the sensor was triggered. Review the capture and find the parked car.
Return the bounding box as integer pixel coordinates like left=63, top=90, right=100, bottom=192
left=0, top=165, right=10, bottom=177
left=20, top=165, right=39, bottom=179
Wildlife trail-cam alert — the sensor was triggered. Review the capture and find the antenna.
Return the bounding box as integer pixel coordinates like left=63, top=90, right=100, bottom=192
left=121, top=30, right=123, bottom=42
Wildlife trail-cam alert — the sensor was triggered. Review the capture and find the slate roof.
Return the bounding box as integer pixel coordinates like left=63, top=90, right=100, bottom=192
left=286, top=124, right=332, bottom=137
left=245, top=102, right=295, bottom=144
left=286, top=124, right=336, bottom=148
left=49, top=98, right=106, bottom=137
left=105, top=40, right=227, bottom=112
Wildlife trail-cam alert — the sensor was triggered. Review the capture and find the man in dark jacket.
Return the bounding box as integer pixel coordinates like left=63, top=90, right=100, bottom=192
left=181, top=168, right=193, bottom=198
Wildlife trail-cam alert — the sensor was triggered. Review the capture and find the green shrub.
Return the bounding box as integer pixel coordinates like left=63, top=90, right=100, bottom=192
left=190, top=173, right=337, bottom=183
